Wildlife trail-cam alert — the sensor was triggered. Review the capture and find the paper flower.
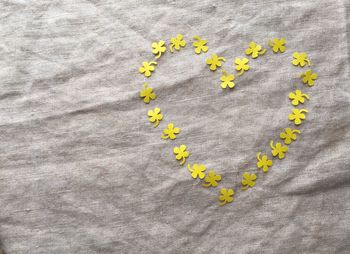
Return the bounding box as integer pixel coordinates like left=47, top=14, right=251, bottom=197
left=289, top=89, right=310, bottom=106
left=268, top=38, right=286, bottom=53
left=288, top=109, right=308, bottom=125
left=202, top=170, right=222, bottom=187
left=152, top=40, right=166, bottom=59
left=170, top=34, right=186, bottom=52
left=300, top=70, right=318, bottom=87
left=173, top=145, right=189, bottom=165
left=245, top=41, right=267, bottom=58
left=192, top=36, right=208, bottom=54
left=270, top=141, right=288, bottom=159
left=187, top=164, right=206, bottom=179
left=220, top=70, right=235, bottom=89
left=219, top=188, right=234, bottom=206
left=280, top=128, right=301, bottom=145
left=241, top=172, right=257, bottom=190
left=234, top=57, right=250, bottom=76
left=256, top=152, right=273, bottom=173
left=140, top=83, right=156, bottom=103
left=148, top=107, right=163, bottom=127
left=139, top=61, right=157, bottom=77
left=292, top=52, right=311, bottom=67
left=206, top=54, right=226, bottom=71
left=161, top=123, right=180, bottom=140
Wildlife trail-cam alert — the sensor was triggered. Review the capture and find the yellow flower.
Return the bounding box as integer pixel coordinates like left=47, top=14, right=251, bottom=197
left=220, top=70, right=235, bottom=89
left=192, top=36, right=208, bottom=54
left=202, top=170, right=221, bottom=187
left=219, top=188, right=234, bottom=206
left=292, top=52, right=311, bottom=67
left=173, top=145, right=189, bottom=165
left=161, top=123, right=180, bottom=140
left=206, top=54, right=226, bottom=71
left=170, top=34, right=186, bottom=52
left=268, top=38, right=286, bottom=53
left=256, top=152, right=273, bottom=173
left=140, top=83, right=156, bottom=103
left=147, top=107, right=163, bottom=127
left=245, top=41, right=267, bottom=58
left=234, top=57, right=250, bottom=76
left=139, top=61, right=157, bottom=77
left=288, top=109, right=308, bottom=125
left=270, top=141, right=288, bottom=159
left=187, top=164, right=206, bottom=179
left=300, top=70, right=318, bottom=86
left=152, top=40, right=166, bottom=59
left=241, top=172, right=257, bottom=190
left=280, top=128, right=301, bottom=145
left=289, top=89, right=310, bottom=106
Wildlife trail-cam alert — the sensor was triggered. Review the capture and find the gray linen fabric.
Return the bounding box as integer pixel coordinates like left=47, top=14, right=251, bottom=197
left=0, top=0, right=349, bottom=253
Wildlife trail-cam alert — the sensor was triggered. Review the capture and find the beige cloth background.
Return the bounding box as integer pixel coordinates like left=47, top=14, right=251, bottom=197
left=0, top=0, right=349, bottom=253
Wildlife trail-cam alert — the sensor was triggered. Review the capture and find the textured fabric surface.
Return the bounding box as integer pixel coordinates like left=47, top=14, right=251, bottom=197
left=1, top=0, right=350, bottom=253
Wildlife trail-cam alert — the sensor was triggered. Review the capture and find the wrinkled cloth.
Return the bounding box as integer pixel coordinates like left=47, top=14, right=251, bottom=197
left=0, top=0, right=350, bottom=253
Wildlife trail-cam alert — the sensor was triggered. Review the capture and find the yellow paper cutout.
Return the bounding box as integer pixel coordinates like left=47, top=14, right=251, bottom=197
left=292, top=52, right=311, bottom=67
left=202, top=170, right=221, bottom=187
left=268, top=38, right=286, bottom=53
left=280, top=128, right=301, bottom=145
left=161, top=123, right=180, bottom=140
left=147, top=107, right=163, bottom=127
left=173, top=145, right=189, bottom=165
left=140, top=83, right=156, bottom=104
left=256, top=152, right=273, bottom=173
left=289, top=89, right=310, bottom=106
left=300, top=70, right=318, bottom=87
left=206, top=54, right=226, bottom=71
left=152, top=40, right=166, bottom=59
left=220, top=70, right=235, bottom=89
left=270, top=141, right=288, bottom=159
left=235, top=57, right=250, bottom=76
left=170, top=34, right=186, bottom=53
left=139, top=61, right=157, bottom=77
left=288, top=109, right=308, bottom=125
left=187, top=164, right=206, bottom=179
left=241, top=172, right=257, bottom=190
left=245, top=42, right=267, bottom=58
left=219, top=188, right=234, bottom=206
left=192, top=36, right=208, bottom=54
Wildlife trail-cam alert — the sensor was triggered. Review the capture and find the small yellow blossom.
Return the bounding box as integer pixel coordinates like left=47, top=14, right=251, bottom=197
left=152, top=40, right=166, bottom=59
left=173, top=145, right=189, bottom=165
left=161, top=123, right=180, bottom=140
left=270, top=141, right=288, bottom=159
left=256, top=152, right=273, bottom=173
left=202, top=170, right=221, bottom=187
left=280, top=128, right=301, bottom=145
left=219, top=188, right=234, bottom=206
left=288, top=109, right=308, bottom=125
left=234, top=57, right=250, bottom=76
left=206, top=54, right=226, bottom=71
left=140, top=83, right=156, bottom=103
left=241, top=172, right=257, bottom=190
left=268, top=38, right=286, bottom=53
left=220, top=70, right=235, bottom=89
left=292, top=52, right=311, bottom=67
left=289, top=89, right=310, bottom=106
left=170, top=34, right=186, bottom=52
left=139, top=61, right=157, bottom=77
left=192, top=36, right=208, bottom=54
left=245, top=41, right=267, bottom=58
left=147, top=107, right=163, bottom=127
left=300, top=70, right=318, bottom=86
left=187, top=164, right=206, bottom=179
